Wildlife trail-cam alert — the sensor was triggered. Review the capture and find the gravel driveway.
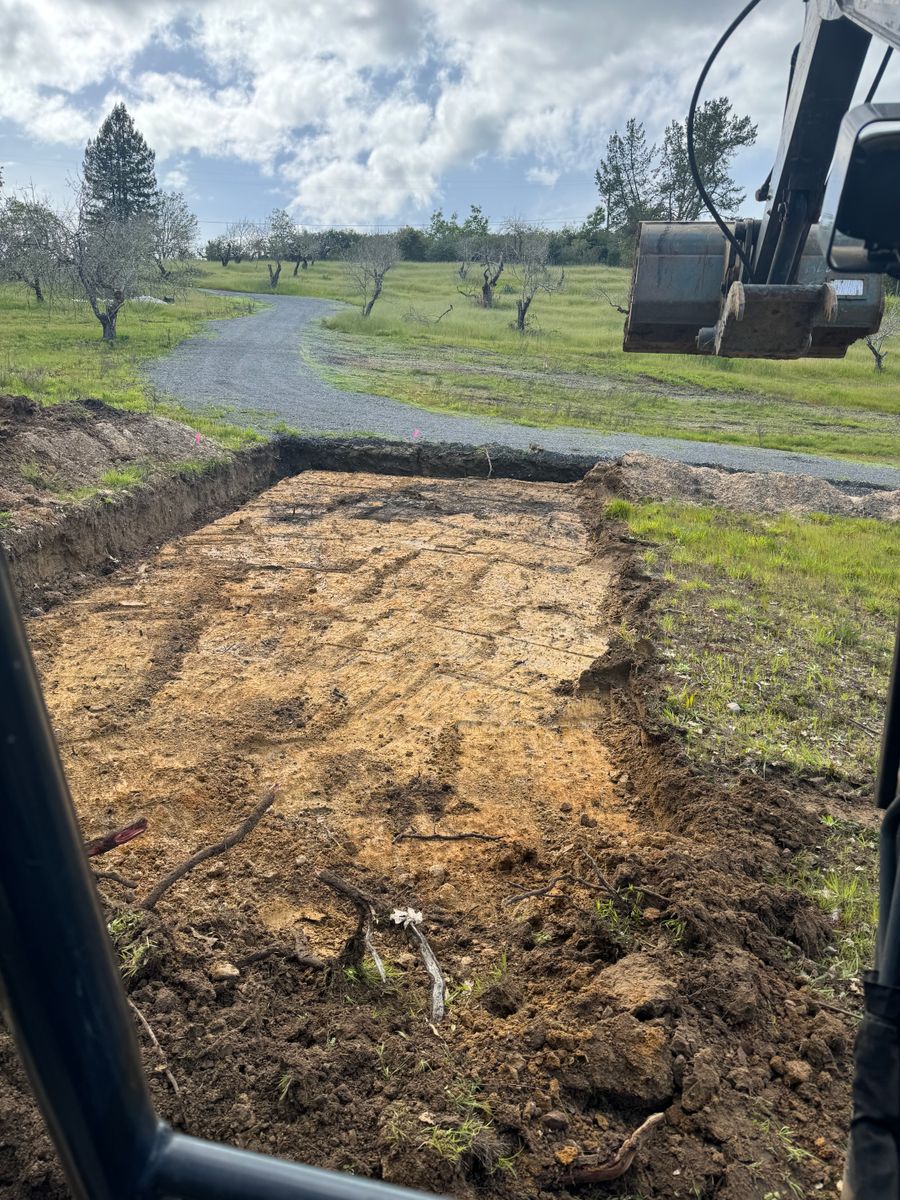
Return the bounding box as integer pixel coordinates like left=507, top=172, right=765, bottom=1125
left=147, top=292, right=900, bottom=488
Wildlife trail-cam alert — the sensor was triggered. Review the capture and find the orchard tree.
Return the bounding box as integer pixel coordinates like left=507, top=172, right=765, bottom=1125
left=64, top=186, right=157, bottom=340
left=457, top=247, right=504, bottom=307
left=223, top=220, right=255, bottom=263
left=152, top=191, right=198, bottom=280
left=509, top=227, right=565, bottom=331
left=291, top=228, right=322, bottom=273
left=205, top=236, right=232, bottom=266
left=0, top=193, right=65, bottom=303
left=479, top=253, right=504, bottom=307
left=319, top=227, right=360, bottom=259
left=345, top=234, right=398, bottom=317
left=82, top=103, right=157, bottom=222
left=246, top=224, right=269, bottom=261
left=265, top=208, right=295, bottom=288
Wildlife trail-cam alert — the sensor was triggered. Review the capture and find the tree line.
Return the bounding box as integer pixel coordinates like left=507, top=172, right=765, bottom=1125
left=0, top=93, right=758, bottom=339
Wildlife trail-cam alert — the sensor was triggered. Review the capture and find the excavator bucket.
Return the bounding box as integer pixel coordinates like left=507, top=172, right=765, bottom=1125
left=623, top=221, right=884, bottom=359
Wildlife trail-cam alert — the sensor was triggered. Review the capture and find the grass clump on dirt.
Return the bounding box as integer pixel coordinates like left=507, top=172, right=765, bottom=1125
left=107, top=911, right=153, bottom=981
left=794, top=816, right=879, bottom=989
left=0, top=284, right=262, bottom=449
left=612, top=499, right=897, bottom=780
left=99, top=465, right=146, bottom=489
left=199, top=260, right=900, bottom=465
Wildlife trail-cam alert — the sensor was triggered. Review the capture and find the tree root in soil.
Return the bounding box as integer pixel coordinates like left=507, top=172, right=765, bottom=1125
left=504, top=847, right=671, bottom=912
left=128, top=997, right=180, bottom=1097
left=566, top=1112, right=664, bottom=1185
left=318, top=871, right=447, bottom=1023
left=392, top=827, right=502, bottom=845
left=142, top=785, right=279, bottom=911
left=91, top=869, right=138, bottom=890
left=318, top=869, right=386, bottom=979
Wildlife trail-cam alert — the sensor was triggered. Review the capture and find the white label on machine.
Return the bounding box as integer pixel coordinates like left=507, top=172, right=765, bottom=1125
left=831, top=278, right=865, bottom=297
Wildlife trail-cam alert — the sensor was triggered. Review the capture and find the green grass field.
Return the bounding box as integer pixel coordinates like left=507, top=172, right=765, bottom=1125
left=612, top=499, right=898, bottom=778
left=0, top=285, right=262, bottom=449
left=200, top=259, right=900, bottom=465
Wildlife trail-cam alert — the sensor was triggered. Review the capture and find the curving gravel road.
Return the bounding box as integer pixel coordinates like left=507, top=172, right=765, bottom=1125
left=147, top=292, right=900, bottom=489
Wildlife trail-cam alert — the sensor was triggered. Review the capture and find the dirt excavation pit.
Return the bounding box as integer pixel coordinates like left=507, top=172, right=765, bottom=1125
left=1, top=469, right=859, bottom=1199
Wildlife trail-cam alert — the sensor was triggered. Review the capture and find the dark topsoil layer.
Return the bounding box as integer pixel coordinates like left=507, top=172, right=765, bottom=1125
left=0, top=454, right=872, bottom=1200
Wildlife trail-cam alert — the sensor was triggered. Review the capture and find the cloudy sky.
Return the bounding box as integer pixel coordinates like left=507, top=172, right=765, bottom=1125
left=2, top=0, right=897, bottom=239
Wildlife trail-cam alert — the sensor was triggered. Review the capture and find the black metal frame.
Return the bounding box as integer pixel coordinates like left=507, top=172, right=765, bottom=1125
left=875, top=617, right=900, bottom=984
left=0, top=548, right=437, bottom=1200
left=752, top=4, right=871, bottom=284
left=752, top=0, right=900, bottom=287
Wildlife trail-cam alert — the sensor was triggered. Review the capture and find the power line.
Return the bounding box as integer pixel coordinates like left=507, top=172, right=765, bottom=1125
left=196, top=216, right=590, bottom=229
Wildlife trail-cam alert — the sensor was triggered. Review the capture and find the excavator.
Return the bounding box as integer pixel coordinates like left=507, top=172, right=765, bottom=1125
left=0, top=1, right=898, bottom=1197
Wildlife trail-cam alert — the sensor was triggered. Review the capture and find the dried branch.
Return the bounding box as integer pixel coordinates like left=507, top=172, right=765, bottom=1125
left=392, top=828, right=502, bottom=845
left=91, top=869, right=138, bottom=890
left=568, top=1112, right=664, bottom=1184
left=236, top=945, right=325, bottom=971
left=408, top=924, right=446, bottom=1023
left=503, top=876, right=568, bottom=906
left=128, top=998, right=180, bottom=1096
left=592, top=283, right=630, bottom=316
left=142, top=786, right=279, bottom=911
left=85, top=817, right=147, bottom=858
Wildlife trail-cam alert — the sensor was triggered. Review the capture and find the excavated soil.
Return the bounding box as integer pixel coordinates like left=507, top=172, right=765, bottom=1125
left=614, top=453, right=900, bottom=520
left=0, top=470, right=859, bottom=1199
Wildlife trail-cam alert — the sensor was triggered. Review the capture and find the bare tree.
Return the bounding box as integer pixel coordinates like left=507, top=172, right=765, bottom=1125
left=456, top=241, right=504, bottom=309
left=0, top=191, right=66, bottom=303
left=345, top=235, right=398, bottom=317
left=865, top=302, right=900, bottom=370
left=291, top=227, right=321, bottom=274
left=502, top=216, right=529, bottom=263
left=509, top=228, right=565, bottom=331
left=152, top=191, right=199, bottom=281
left=63, top=188, right=156, bottom=340
left=479, top=253, right=504, bottom=308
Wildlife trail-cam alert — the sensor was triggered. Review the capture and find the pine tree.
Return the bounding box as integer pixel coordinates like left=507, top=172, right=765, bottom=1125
left=82, top=103, right=157, bottom=222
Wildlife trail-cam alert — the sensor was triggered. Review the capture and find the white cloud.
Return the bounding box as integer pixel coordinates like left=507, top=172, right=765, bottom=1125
left=0, top=0, right=811, bottom=222
left=161, top=163, right=189, bottom=190
left=527, top=166, right=560, bottom=187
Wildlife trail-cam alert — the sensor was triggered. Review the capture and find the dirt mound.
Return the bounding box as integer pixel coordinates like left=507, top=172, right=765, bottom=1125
left=612, top=451, right=899, bottom=519
left=0, top=395, right=222, bottom=517
left=0, top=470, right=863, bottom=1199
